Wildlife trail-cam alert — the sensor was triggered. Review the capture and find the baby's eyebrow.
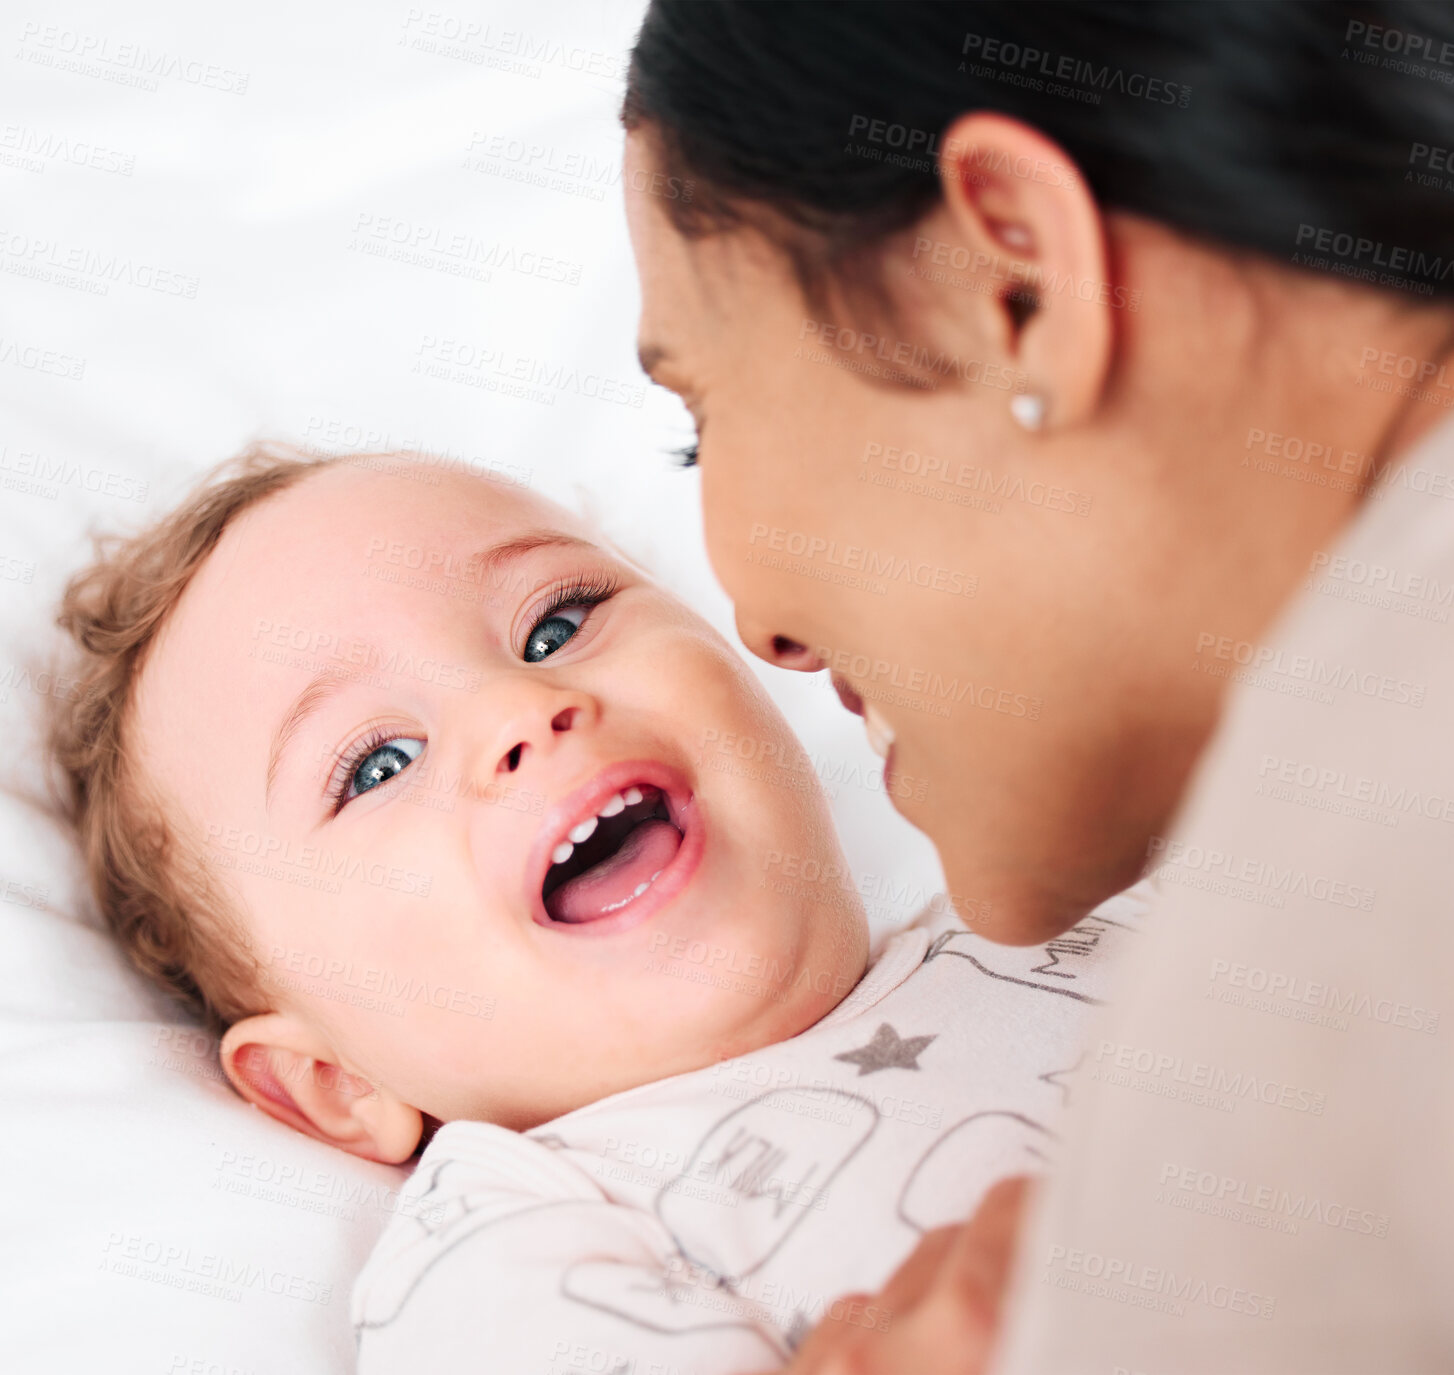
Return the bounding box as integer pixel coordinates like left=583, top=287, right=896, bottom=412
left=468, top=530, right=598, bottom=580
left=266, top=668, right=354, bottom=806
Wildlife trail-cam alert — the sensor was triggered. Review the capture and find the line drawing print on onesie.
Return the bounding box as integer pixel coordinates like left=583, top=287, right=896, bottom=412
left=353, top=1155, right=572, bottom=1329
left=563, top=1086, right=879, bottom=1350
left=354, top=1145, right=798, bottom=1363
left=892, top=916, right=1132, bottom=1234
left=923, top=910, right=1135, bottom=1002
left=896, top=1111, right=1054, bottom=1234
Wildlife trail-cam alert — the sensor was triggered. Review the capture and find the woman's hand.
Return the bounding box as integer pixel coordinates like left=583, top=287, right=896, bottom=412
left=770, top=1176, right=1032, bottom=1375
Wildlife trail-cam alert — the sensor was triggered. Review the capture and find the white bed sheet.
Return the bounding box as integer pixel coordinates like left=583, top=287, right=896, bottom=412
left=0, top=3, right=946, bottom=1370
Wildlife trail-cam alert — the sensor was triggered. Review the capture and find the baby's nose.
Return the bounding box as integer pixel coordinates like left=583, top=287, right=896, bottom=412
left=497, top=705, right=582, bottom=773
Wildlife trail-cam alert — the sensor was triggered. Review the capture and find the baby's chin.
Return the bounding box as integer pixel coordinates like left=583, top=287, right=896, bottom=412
left=418, top=967, right=857, bottom=1132
left=678, top=952, right=864, bottom=1068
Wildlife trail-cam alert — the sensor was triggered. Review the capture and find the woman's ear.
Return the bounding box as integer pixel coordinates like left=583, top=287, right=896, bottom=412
left=220, top=1012, right=423, bottom=1165
left=931, top=110, right=1114, bottom=428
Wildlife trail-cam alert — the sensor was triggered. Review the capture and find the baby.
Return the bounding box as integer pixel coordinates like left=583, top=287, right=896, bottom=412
left=50, top=444, right=1141, bottom=1373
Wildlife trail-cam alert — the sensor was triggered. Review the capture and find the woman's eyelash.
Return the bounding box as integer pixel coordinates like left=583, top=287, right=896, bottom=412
left=666, top=441, right=699, bottom=469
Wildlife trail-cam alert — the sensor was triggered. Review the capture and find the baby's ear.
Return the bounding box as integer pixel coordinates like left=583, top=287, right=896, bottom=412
left=220, top=1012, right=422, bottom=1165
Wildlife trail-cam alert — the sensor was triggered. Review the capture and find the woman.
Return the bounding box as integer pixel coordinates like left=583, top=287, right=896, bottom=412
left=620, top=2, right=1454, bottom=1372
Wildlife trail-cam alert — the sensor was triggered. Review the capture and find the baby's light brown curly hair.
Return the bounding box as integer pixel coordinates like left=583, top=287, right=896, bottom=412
left=48, top=442, right=343, bottom=1034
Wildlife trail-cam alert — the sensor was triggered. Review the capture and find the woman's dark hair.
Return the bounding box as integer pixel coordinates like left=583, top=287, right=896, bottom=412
left=625, top=1, right=1454, bottom=299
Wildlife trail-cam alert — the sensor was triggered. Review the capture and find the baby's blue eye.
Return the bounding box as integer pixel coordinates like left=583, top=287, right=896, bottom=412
left=524, top=606, right=588, bottom=663
left=347, top=737, right=424, bottom=801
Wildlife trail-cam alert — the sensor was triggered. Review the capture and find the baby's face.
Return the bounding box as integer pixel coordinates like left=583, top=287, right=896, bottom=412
left=134, top=462, right=868, bottom=1138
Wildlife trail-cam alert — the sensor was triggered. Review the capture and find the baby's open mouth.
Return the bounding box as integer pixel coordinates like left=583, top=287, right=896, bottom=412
left=542, top=784, right=684, bottom=924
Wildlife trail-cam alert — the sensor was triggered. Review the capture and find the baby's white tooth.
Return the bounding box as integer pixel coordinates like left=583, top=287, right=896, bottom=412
left=551, top=841, right=574, bottom=866
left=632, top=882, right=649, bottom=897
left=623, top=786, right=644, bottom=806
left=569, top=816, right=598, bottom=844
left=598, top=793, right=626, bottom=818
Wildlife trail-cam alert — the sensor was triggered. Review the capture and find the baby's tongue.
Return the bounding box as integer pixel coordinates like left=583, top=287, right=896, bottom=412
left=547, top=818, right=682, bottom=924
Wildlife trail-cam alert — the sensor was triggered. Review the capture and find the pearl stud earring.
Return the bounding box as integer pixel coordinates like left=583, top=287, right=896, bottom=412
left=1010, top=392, right=1047, bottom=431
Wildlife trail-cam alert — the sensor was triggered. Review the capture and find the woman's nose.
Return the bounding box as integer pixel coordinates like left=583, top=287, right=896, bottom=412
left=733, top=611, right=825, bottom=673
